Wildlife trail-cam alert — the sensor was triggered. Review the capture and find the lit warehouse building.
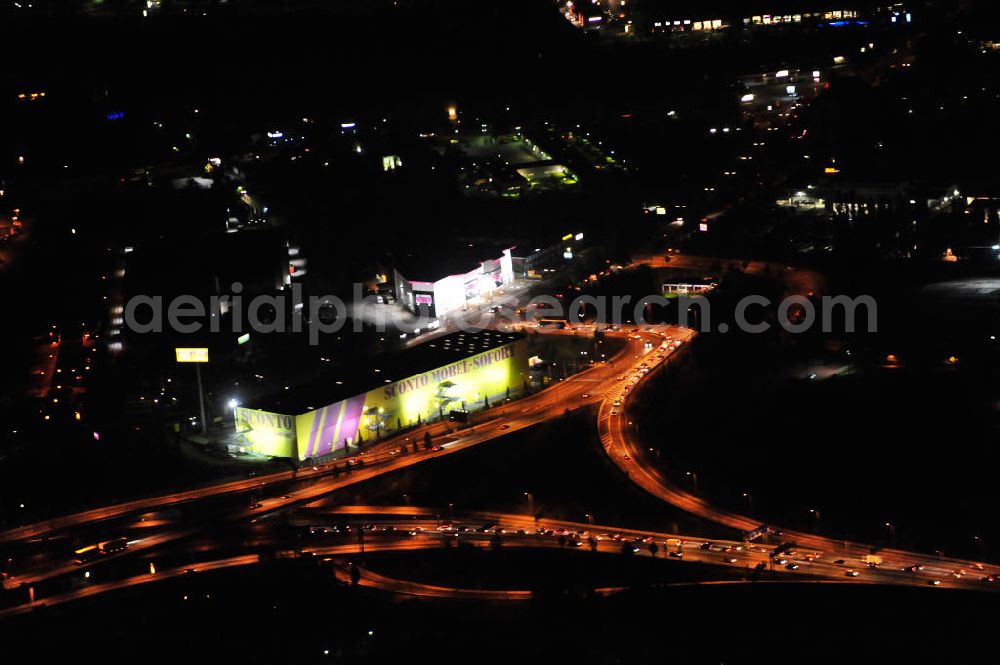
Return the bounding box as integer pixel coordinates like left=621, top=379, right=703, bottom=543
left=393, top=247, right=516, bottom=318
left=232, top=330, right=528, bottom=462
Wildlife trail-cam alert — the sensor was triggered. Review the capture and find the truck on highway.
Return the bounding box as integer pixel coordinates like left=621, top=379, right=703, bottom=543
left=863, top=554, right=882, bottom=568
left=98, top=537, right=129, bottom=555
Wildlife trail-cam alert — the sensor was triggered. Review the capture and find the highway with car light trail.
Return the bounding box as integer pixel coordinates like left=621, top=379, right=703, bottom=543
left=3, top=501, right=990, bottom=617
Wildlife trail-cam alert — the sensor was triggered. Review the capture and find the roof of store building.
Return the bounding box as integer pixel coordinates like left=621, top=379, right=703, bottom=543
left=392, top=242, right=514, bottom=284
left=251, top=328, right=525, bottom=415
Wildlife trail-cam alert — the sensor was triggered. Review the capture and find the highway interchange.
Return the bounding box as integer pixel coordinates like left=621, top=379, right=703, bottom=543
left=2, top=315, right=997, bottom=617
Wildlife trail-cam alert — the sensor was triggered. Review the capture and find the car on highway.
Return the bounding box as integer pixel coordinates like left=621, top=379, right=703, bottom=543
left=786, top=563, right=800, bottom=570
left=580, top=393, right=590, bottom=399
left=845, top=570, right=860, bottom=577
left=928, top=579, right=941, bottom=586
left=249, top=502, right=263, bottom=510
left=610, top=410, right=620, bottom=416
left=499, top=424, right=510, bottom=430
left=623, top=453, right=630, bottom=460
left=724, top=556, right=738, bottom=564
left=668, top=551, right=684, bottom=559
left=612, top=400, right=621, bottom=407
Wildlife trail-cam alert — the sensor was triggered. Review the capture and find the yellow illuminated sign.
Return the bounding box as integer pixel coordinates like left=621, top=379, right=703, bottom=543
left=175, top=348, right=209, bottom=363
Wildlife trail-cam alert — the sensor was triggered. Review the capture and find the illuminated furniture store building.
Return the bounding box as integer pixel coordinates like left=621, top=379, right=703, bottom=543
left=393, top=246, right=517, bottom=318
left=233, top=330, right=527, bottom=462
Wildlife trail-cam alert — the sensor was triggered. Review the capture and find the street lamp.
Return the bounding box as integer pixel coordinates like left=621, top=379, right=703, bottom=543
left=686, top=471, right=699, bottom=493
left=742, top=492, right=754, bottom=513
left=228, top=398, right=239, bottom=410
